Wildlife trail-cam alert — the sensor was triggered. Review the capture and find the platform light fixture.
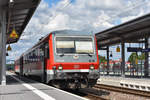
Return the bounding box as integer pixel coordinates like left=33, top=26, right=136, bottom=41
left=7, top=44, right=12, bottom=51
left=9, top=28, right=18, bottom=39
left=9, top=0, right=14, bottom=8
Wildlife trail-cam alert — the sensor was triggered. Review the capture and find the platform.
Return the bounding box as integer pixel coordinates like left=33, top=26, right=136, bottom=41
left=97, top=76, right=150, bottom=91
left=0, top=72, right=87, bottom=100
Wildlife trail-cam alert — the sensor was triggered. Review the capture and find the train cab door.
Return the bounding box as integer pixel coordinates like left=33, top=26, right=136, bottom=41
left=42, top=42, right=49, bottom=83
left=20, top=57, right=23, bottom=76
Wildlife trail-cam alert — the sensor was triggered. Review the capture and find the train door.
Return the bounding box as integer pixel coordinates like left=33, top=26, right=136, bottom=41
left=42, top=42, right=49, bottom=83
left=20, top=56, right=23, bottom=75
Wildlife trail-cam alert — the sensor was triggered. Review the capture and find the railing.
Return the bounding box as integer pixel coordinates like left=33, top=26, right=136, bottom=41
left=99, top=64, right=148, bottom=77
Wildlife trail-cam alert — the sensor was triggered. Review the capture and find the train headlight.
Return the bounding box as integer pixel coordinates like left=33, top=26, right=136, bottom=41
left=90, top=65, right=94, bottom=70
left=58, top=66, right=63, bottom=70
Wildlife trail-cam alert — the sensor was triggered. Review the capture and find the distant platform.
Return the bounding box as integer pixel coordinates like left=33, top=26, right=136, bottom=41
left=0, top=72, right=87, bottom=100
left=97, top=76, right=150, bottom=92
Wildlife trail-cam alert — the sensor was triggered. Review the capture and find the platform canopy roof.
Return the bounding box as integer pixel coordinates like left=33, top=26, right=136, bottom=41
left=96, top=13, right=150, bottom=48
left=0, top=0, right=41, bottom=44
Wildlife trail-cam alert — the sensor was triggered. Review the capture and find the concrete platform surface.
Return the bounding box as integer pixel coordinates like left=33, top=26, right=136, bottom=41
left=0, top=72, right=87, bottom=100
left=97, top=76, right=150, bottom=91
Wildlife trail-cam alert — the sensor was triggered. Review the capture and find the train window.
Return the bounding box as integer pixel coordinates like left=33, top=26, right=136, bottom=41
left=44, top=43, right=49, bottom=58
left=33, top=50, right=36, bottom=62
left=56, top=40, right=75, bottom=53
left=56, top=37, right=94, bottom=54
left=35, top=50, right=37, bottom=62
left=37, top=48, right=40, bottom=61
left=75, top=41, right=93, bottom=53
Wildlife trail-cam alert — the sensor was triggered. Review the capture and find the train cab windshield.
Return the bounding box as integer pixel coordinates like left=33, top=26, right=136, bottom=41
left=56, top=37, right=94, bottom=54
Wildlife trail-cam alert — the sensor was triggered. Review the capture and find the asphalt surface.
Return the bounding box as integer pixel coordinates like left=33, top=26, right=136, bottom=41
left=0, top=72, right=87, bottom=100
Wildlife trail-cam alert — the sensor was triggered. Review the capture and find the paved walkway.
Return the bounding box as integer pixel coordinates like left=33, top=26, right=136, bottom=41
left=97, top=76, right=150, bottom=91
left=0, top=72, right=87, bottom=100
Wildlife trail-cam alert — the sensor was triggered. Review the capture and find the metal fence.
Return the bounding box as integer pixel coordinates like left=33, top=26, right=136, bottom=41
left=99, top=61, right=147, bottom=77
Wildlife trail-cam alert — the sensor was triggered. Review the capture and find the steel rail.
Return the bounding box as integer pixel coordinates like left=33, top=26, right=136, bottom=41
left=94, top=84, right=150, bottom=98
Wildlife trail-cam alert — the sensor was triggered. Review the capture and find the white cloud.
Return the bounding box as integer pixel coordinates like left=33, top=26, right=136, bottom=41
left=93, top=11, right=113, bottom=29
left=7, top=0, right=150, bottom=60
left=45, top=13, right=71, bottom=31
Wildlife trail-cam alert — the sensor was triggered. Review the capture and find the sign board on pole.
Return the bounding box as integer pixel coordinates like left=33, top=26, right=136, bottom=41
left=127, top=47, right=150, bottom=52
left=141, top=48, right=150, bottom=52
left=127, top=47, right=142, bottom=52
left=116, top=46, right=120, bottom=52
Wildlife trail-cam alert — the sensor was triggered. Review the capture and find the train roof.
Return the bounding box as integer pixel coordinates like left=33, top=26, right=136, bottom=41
left=52, top=30, right=94, bottom=36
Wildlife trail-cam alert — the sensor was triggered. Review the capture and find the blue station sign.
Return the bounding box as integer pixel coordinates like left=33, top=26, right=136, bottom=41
left=141, top=48, right=150, bottom=52
left=127, top=47, right=150, bottom=52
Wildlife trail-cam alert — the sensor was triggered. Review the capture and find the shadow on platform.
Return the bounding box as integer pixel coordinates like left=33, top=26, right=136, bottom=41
left=6, top=74, right=40, bottom=85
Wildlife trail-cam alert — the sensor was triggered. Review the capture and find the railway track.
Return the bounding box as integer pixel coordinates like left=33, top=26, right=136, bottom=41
left=63, top=84, right=150, bottom=100
left=77, top=88, right=109, bottom=100
left=85, top=93, right=107, bottom=100
left=94, top=84, right=150, bottom=98
left=63, top=88, right=108, bottom=100
left=78, top=84, right=150, bottom=100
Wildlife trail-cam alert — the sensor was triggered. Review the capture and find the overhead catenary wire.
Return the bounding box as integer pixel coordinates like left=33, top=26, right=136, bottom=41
left=37, top=0, right=74, bottom=36
left=20, top=0, right=73, bottom=41
left=95, top=0, right=149, bottom=30
left=21, top=0, right=148, bottom=42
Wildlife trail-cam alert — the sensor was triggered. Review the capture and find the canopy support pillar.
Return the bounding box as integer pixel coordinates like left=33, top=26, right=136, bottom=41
left=106, top=46, right=109, bottom=75
left=144, top=38, right=149, bottom=77
left=121, top=42, right=125, bottom=77
left=0, top=9, right=6, bottom=85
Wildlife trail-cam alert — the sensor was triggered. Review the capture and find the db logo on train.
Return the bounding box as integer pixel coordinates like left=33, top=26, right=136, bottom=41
left=74, top=65, right=80, bottom=69
left=73, top=54, right=79, bottom=59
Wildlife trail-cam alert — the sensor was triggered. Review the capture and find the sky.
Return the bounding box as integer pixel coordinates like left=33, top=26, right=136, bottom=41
left=7, top=0, right=150, bottom=62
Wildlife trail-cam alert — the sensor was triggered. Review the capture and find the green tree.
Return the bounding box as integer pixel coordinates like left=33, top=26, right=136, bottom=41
left=128, top=53, right=138, bottom=64
left=128, top=52, right=145, bottom=64
left=138, top=53, right=145, bottom=60
left=99, top=55, right=107, bottom=63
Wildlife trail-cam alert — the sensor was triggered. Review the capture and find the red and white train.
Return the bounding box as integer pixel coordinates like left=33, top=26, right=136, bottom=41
left=15, top=30, right=99, bottom=88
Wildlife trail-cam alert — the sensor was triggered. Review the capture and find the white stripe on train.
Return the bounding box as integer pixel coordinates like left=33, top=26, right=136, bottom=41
left=46, top=69, right=99, bottom=74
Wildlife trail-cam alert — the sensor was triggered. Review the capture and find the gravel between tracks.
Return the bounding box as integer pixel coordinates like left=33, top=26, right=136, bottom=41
left=92, top=85, right=150, bottom=100
left=98, top=89, right=150, bottom=100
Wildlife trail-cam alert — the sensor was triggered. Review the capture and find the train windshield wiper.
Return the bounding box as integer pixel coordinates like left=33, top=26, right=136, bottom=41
left=77, top=52, right=92, bottom=57
left=59, top=53, right=64, bottom=57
